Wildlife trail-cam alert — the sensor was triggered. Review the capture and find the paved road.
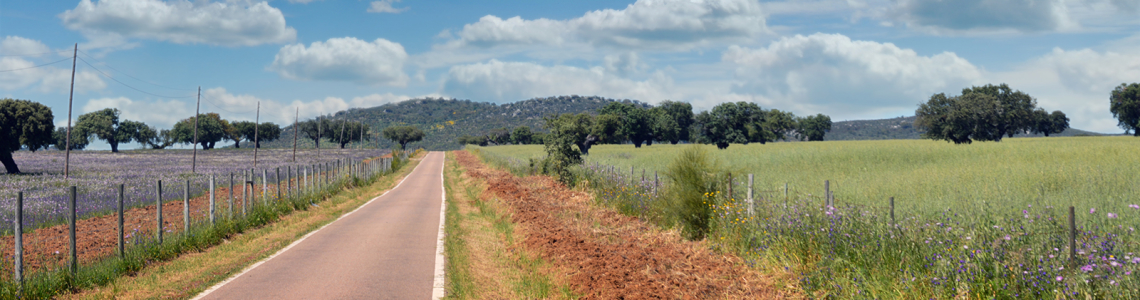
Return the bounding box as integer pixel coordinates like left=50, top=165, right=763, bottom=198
left=196, top=152, right=446, bottom=300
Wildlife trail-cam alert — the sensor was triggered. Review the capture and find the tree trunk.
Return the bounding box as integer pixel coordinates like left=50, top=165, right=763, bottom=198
left=0, top=151, right=19, bottom=174
left=110, top=141, right=119, bottom=153
left=256, top=140, right=261, bottom=148
left=234, top=140, right=241, bottom=148
left=399, top=142, right=407, bottom=150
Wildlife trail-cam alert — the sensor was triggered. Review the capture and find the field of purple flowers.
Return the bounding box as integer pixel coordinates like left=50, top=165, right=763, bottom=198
left=0, top=148, right=385, bottom=231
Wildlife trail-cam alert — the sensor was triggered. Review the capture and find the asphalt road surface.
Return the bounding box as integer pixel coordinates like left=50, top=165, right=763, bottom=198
left=196, top=152, right=446, bottom=300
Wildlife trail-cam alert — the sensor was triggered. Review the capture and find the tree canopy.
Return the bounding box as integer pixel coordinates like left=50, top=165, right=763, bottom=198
left=382, top=125, right=424, bottom=150
left=53, top=127, right=90, bottom=151
left=1, top=98, right=55, bottom=174
left=798, top=114, right=832, bottom=141
left=916, top=84, right=1065, bottom=144
left=171, top=113, right=229, bottom=150
left=75, top=108, right=148, bottom=152
left=1110, top=83, right=1140, bottom=136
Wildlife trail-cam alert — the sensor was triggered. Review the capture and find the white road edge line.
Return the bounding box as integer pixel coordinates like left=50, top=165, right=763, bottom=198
left=432, top=152, right=447, bottom=299
left=191, top=154, right=430, bottom=300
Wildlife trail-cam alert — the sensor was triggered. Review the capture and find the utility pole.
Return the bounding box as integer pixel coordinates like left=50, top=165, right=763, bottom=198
left=64, top=43, right=76, bottom=179
left=254, top=102, right=260, bottom=168
left=292, top=107, right=299, bottom=162
left=191, top=86, right=200, bottom=173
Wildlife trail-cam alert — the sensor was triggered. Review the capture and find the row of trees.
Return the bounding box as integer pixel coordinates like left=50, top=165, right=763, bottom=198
left=54, top=109, right=284, bottom=151
left=295, top=118, right=373, bottom=149
left=456, top=126, right=545, bottom=146
left=915, top=84, right=1069, bottom=144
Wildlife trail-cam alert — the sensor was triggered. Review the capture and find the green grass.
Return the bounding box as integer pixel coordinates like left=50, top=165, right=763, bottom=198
left=473, top=137, right=1140, bottom=299
left=476, top=137, right=1140, bottom=215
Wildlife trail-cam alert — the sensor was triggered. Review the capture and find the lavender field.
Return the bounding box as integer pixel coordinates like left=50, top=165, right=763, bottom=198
left=0, top=148, right=386, bottom=232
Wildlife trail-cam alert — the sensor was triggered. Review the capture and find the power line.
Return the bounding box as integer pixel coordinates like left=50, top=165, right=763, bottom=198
left=198, top=94, right=259, bottom=115
left=0, top=50, right=72, bottom=57
left=78, top=56, right=196, bottom=99
left=77, top=50, right=196, bottom=91
left=0, top=57, right=71, bottom=73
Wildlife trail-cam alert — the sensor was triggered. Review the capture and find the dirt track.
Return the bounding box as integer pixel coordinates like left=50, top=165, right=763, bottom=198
left=455, top=151, right=788, bottom=299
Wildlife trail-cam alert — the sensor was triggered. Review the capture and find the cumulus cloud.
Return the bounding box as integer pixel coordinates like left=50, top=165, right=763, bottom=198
left=368, top=0, right=408, bottom=13
left=270, top=37, right=409, bottom=86
left=0, top=39, right=106, bottom=94
left=989, top=47, right=1140, bottom=133
left=441, top=59, right=675, bottom=103
left=604, top=52, right=646, bottom=76
left=443, top=0, right=767, bottom=50
left=886, top=0, right=1076, bottom=33
left=59, top=0, right=296, bottom=47
left=82, top=97, right=191, bottom=128
left=1, top=36, right=51, bottom=56
left=723, top=33, right=984, bottom=119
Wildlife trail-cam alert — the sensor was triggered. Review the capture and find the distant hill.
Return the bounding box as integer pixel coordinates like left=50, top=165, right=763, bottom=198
left=828, top=116, right=1111, bottom=141
left=257, top=97, right=1112, bottom=151
left=259, top=95, right=652, bottom=151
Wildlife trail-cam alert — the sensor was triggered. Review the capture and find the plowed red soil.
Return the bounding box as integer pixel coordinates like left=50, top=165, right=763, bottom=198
left=0, top=155, right=389, bottom=278
left=455, top=151, right=791, bottom=299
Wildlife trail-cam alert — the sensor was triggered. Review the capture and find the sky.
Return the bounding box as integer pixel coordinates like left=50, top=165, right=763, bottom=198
left=2, top=0, right=1139, bottom=150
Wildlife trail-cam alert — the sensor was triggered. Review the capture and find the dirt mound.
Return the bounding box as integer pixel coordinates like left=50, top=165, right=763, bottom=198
left=455, top=151, right=788, bottom=299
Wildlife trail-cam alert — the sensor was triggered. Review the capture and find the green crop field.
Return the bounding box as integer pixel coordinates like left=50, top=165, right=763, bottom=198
left=476, top=137, right=1139, bottom=216
left=473, top=136, right=1140, bottom=298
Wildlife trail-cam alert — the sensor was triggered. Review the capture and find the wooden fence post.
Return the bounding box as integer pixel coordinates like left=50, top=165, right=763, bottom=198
left=824, top=180, right=830, bottom=206
left=747, top=174, right=754, bottom=217
left=1069, top=206, right=1077, bottom=262
left=889, top=197, right=895, bottom=225
left=118, top=184, right=124, bottom=257
left=276, top=167, right=282, bottom=201
left=69, top=186, right=77, bottom=276
left=262, top=169, right=268, bottom=204
left=243, top=181, right=250, bottom=216
left=15, top=191, right=23, bottom=285
left=727, top=172, right=733, bottom=201
left=157, top=180, right=163, bottom=243
left=209, top=175, right=216, bottom=225
left=229, top=172, right=235, bottom=218
left=184, top=180, right=189, bottom=236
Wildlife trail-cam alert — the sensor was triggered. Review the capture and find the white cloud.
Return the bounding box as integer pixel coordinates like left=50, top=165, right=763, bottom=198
left=1, top=36, right=50, bottom=56
left=270, top=37, right=409, bottom=86
left=886, top=0, right=1076, bottom=34
left=604, top=52, right=646, bottom=76
left=0, top=55, right=106, bottom=93
left=723, top=33, right=984, bottom=119
left=857, top=0, right=1140, bottom=35
left=441, top=59, right=675, bottom=103
left=59, top=0, right=296, bottom=47
left=991, top=46, right=1140, bottom=133
left=368, top=0, right=408, bottom=13
left=82, top=97, right=191, bottom=128
left=443, top=0, right=768, bottom=50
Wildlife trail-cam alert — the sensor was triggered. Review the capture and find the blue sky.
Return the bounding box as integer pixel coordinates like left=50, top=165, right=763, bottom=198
left=2, top=0, right=1139, bottom=149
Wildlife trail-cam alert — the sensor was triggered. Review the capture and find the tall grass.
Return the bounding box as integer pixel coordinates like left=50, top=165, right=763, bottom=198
left=474, top=137, right=1140, bottom=298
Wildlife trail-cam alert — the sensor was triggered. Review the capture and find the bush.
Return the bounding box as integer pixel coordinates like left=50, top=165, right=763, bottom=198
left=663, top=146, right=719, bottom=240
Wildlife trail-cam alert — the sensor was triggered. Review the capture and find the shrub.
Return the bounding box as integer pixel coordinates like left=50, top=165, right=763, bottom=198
left=663, top=146, right=719, bottom=240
